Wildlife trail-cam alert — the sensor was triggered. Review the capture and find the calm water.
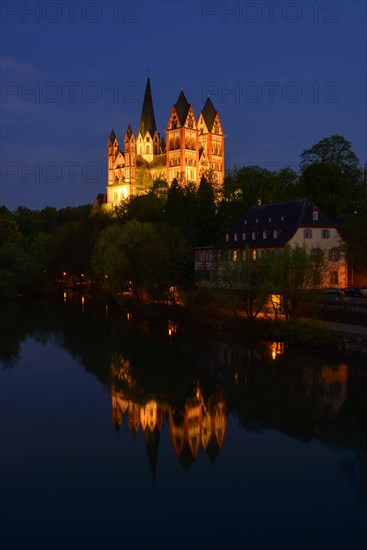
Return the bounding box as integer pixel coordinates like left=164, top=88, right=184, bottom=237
left=1, top=296, right=366, bottom=550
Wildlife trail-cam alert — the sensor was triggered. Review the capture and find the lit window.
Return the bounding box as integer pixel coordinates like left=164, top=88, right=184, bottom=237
left=330, top=271, right=339, bottom=285
left=328, top=247, right=341, bottom=261
left=304, top=229, right=312, bottom=239
left=321, top=229, right=330, bottom=239
left=232, top=251, right=238, bottom=262
left=252, top=249, right=257, bottom=260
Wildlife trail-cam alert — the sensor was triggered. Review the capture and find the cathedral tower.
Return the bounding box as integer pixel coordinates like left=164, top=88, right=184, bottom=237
left=198, top=97, right=225, bottom=184
left=123, top=123, right=136, bottom=182
left=107, top=129, right=119, bottom=186
left=136, top=77, right=161, bottom=163
left=166, top=90, right=199, bottom=184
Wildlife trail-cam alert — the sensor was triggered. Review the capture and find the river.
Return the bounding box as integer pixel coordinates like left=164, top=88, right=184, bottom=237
left=1, top=294, right=366, bottom=549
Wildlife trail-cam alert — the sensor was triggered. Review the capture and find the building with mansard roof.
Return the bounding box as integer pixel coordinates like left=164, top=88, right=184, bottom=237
left=194, top=199, right=348, bottom=289
left=106, top=76, right=225, bottom=208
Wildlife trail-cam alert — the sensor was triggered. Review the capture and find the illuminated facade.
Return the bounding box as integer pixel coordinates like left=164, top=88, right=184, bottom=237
left=106, top=77, right=225, bottom=208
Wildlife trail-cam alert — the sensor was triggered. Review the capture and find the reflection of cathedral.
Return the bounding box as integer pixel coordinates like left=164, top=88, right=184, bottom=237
left=111, top=386, right=227, bottom=478
left=106, top=77, right=225, bottom=208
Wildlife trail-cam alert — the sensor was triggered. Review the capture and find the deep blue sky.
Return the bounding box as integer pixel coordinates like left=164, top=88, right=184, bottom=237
left=1, top=0, right=366, bottom=210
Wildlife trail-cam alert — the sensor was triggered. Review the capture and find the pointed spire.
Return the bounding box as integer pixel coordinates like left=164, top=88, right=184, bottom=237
left=109, top=128, right=116, bottom=144
left=174, top=89, right=190, bottom=125
left=143, top=427, right=160, bottom=482
left=125, top=123, right=134, bottom=141
left=201, top=96, right=217, bottom=132
left=139, top=76, right=157, bottom=138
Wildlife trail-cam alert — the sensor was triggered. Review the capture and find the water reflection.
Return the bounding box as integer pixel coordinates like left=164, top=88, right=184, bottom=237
left=0, top=297, right=366, bottom=496
left=108, top=343, right=354, bottom=478
left=112, top=385, right=227, bottom=477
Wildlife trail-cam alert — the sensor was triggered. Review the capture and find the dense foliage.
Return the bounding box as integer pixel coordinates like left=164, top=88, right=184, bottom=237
left=1, top=135, right=365, bottom=303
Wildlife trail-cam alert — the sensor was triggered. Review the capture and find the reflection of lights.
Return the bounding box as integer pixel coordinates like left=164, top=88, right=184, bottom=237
left=127, top=313, right=131, bottom=321
left=81, top=273, right=84, bottom=278
left=81, top=294, right=85, bottom=313
left=105, top=275, right=108, bottom=279
left=105, top=305, right=108, bottom=317
left=168, top=320, right=178, bottom=337
left=63, top=272, right=67, bottom=276
left=271, top=341, right=284, bottom=360
left=234, top=372, right=239, bottom=384
left=63, top=291, right=67, bottom=303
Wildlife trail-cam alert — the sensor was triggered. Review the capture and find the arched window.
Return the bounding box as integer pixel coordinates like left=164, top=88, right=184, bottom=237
left=146, top=144, right=150, bottom=154
left=114, top=192, right=118, bottom=200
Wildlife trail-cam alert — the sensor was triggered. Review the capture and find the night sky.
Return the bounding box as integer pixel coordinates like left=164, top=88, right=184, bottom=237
left=1, top=0, right=366, bottom=210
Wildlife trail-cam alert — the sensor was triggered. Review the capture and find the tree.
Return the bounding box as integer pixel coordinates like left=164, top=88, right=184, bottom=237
left=300, top=135, right=359, bottom=174
left=195, top=177, right=218, bottom=246
left=300, top=136, right=364, bottom=218
left=300, top=163, right=364, bottom=220
left=92, top=220, right=189, bottom=304
left=270, top=246, right=324, bottom=321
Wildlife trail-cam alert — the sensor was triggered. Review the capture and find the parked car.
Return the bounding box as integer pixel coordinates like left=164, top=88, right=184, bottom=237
left=344, top=287, right=362, bottom=297
left=360, top=287, right=367, bottom=297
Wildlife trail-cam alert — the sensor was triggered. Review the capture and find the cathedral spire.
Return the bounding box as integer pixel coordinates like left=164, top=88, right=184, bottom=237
left=139, top=76, right=157, bottom=138
left=201, top=96, right=217, bottom=132
left=174, top=89, right=190, bottom=125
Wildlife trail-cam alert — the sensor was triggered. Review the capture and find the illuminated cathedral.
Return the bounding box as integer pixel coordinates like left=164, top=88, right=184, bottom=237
left=106, top=76, right=225, bottom=208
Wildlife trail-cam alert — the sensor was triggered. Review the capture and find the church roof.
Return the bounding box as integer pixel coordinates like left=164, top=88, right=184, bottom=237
left=125, top=123, right=134, bottom=140
left=139, top=77, right=157, bottom=138
left=109, top=128, right=116, bottom=144
left=175, top=90, right=190, bottom=125
left=201, top=96, right=217, bottom=132
left=143, top=427, right=160, bottom=482
left=205, top=432, right=221, bottom=464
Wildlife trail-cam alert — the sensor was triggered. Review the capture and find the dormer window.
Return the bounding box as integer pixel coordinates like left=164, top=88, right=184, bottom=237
left=256, top=218, right=259, bottom=223
left=273, top=229, right=278, bottom=238
left=262, top=231, right=267, bottom=239
left=234, top=233, right=238, bottom=242
left=313, top=209, right=318, bottom=221
left=269, top=217, right=272, bottom=222
left=281, top=215, right=285, bottom=221
left=244, top=219, right=247, bottom=225
left=252, top=231, right=256, bottom=240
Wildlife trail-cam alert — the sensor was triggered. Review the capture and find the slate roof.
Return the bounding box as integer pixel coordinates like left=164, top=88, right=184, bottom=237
left=109, top=128, right=116, bottom=144
left=174, top=90, right=190, bottom=125
left=125, top=123, right=134, bottom=140
left=220, top=199, right=335, bottom=249
left=139, top=77, right=157, bottom=137
left=201, top=96, right=217, bottom=132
